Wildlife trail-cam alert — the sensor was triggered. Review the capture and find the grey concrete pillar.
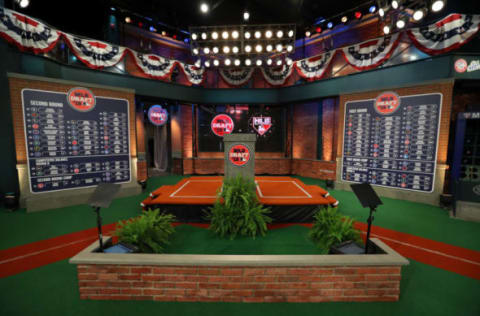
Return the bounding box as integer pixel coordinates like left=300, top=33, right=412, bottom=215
left=223, top=134, right=256, bottom=180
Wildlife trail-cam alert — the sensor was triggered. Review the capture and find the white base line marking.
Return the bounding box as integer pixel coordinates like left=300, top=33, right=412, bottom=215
left=0, top=236, right=97, bottom=265
left=169, top=180, right=223, bottom=198
left=255, top=180, right=312, bottom=198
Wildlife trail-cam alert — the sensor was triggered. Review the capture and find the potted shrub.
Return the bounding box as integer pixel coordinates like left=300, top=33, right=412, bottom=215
left=205, top=175, right=272, bottom=239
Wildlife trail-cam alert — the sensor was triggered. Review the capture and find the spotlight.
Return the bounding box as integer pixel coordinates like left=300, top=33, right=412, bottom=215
left=383, top=24, right=391, bottom=34
left=225, top=58, right=231, bottom=66
left=203, top=47, right=210, bottom=54
left=431, top=0, right=445, bottom=12
left=223, top=46, right=230, bottom=53
left=245, top=45, right=252, bottom=53
left=149, top=26, right=156, bottom=32
left=255, top=44, right=263, bottom=53
left=205, top=60, right=210, bottom=67
left=232, top=46, right=239, bottom=54
left=244, top=31, right=251, bottom=39
left=276, top=59, right=282, bottom=66
left=243, top=11, right=250, bottom=21
left=276, top=44, right=283, bottom=51
left=267, top=58, right=273, bottom=65
left=213, top=59, right=220, bottom=66
left=265, top=30, right=273, bottom=38
left=200, top=3, right=209, bottom=13
left=191, top=33, right=197, bottom=40
left=341, top=16, right=348, bottom=23
left=138, top=22, right=143, bottom=28
left=213, top=46, right=219, bottom=53
left=316, top=27, right=322, bottom=33
left=125, top=17, right=131, bottom=23
left=287, top=45, right=293, bottom=52
left=254, top=31, right=261, bottom=39
left=232, top=30, right=239, bottom=39
left=256, top=59, right=262, bottom=66
left=161, top=31, right=167, bottom=36
left=195, top=59, right=201, bottom=67
left=413, top=8, right=426, bottom=21
left=245, top=58, right=252, bottom=66
left=379, top=8, right=385, bottom=17
left=355, top=11, right=362, bottom=19
left=211, top=31, right=218, bottom=40
left=288, top=30, right=294, bottom=37
left=286, top=58, right=292, bottom=65
left=391, top=0, right=399, bottom=9
left=19, top=0, right=29, bottom=8
left=234, top=59, right=241, bottom=66
left=193, top=48, right=199, bottom=55
left=201, top=32, right=207, bottom=40
left=396, top=18, right=406, bottom=29
left=305, top=30, right=311, bottom=37
left=276, top=30, right=283, bottom=38
left=369, top=5, right=377, bottom=13
left=327, top=22, right=333, bottom=28
left=222, top=31, right=229, bottom=39
left=266, top=44, right=273, bottom=52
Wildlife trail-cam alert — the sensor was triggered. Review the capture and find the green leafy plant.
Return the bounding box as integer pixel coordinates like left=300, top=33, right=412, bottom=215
left=114, top=209, right=175, bottom=253
left=205, top=175, right=272, bottom=239
left=309, top=207, right=362, bottom=251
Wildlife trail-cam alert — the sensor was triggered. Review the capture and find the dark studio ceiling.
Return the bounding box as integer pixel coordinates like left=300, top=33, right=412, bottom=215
left=6, top=0, right=480, bottom=40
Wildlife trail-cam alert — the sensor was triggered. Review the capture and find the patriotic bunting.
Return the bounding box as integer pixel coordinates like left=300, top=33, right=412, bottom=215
left=178, top=62, right=205, bottom=85
left=407, top=14, right=480, bottom=55
left=0, top=7, right=61, bottom=53
left=62, top=33, right=126, bottom=69
left=294, top=51, right=335, bottom=80
left=128, top=49, right=178, bottom=80
left=219, top=67, right=254, bottom=86
left=260, top=64, right=294, bottom=86
left=340, top=33, right=401, bottom=70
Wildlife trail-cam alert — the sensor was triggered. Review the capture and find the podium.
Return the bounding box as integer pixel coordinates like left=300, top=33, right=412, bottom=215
left=223, top=134, right=256, bottom=180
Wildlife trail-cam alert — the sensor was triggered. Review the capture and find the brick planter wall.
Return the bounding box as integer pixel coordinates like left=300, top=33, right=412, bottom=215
left=76, top=264, right=401, bottom=302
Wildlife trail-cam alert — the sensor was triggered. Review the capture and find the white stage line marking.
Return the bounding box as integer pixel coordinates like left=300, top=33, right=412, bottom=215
left=255, top=180, right=312, bottom=198
left=169, top=180, right=223, bottom=198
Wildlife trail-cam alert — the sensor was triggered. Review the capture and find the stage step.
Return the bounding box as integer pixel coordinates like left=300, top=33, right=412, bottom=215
left=455, top=201, right=480, bottom=222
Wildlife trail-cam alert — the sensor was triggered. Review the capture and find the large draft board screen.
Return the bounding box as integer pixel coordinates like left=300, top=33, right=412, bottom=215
left=22, top=88, right=131, bottom=193
left=342, top=92, right=442, bottom=192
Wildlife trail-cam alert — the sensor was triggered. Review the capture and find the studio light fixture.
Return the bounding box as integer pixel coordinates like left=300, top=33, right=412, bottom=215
left=222, top=31, right=229, bottom=39
left=203, top=47, right=210, bottom=54
left=204, top=60, right=210, bottom=67
left=355, top=11, right=362, bottom=19
left=287, top=45, right=293, bottom=52
left=255, top=44, right=263, bottom=52
left=276, top=44, right=283, bottom=52
left=276, top=59, right=282, bottom=66
left=125, top=17, right=132, bottom=23
left=265, top=30, right=273, bottom=38
left=195, top=59, right=201, bottom=67
left=193, top=48, right=199, bottom=55
left=243, top=11, right=250, bottom=21
left=201, top=32, right=207, bottom=40
left=200, top=2, right=209, bottom=13
left=213, top=46, right=219, bottom=53
left=286, top=58, right=293, bottom=65
left=232, top=30, right=239, bottom=39
left=327, top=22, right=333, bottom=29
left=276, top=30, right=283, bottom=38
left=369, top=5, right=377, bottom=13
left=431, top=0, right=445, bottom=12
left=379, top=8, right=385, bottom=17
left=305, top=30, right=311, bottom=37
left=383, top=24, right=391, bottom=34
left=244, top=31, right=251, bottom=39
left=225, top=58, right=231, bottom=66
left=256, top=59, right=262, bottom=66
left=341, top=16, right=348, bottom=23
left=396, top=18, right=406, bottom=29
left=288, top=30, right=294, bottom=37
left=18, top=0, right=30, bottom=8
left=266, top=44, right=273, bottom=52
left=267, top=58, right=272, bottom=65
left=245, top=45, right=252, bottom=53
left=213, top=59, right=220, bottom=66
left=254, top=31, right=261, bottom=39
left=223, top=46, right=230, bottom=53
left=245, top=58, right=252, bottom=66
left=391, top=0, right=400, bottom=9
left=234, top=59, right=241, bottom=66
left=232, top=46, right=239, bottom=54
left=413, top=8, right=426, bottom=21
left=211, top=31, right=218, bottom=39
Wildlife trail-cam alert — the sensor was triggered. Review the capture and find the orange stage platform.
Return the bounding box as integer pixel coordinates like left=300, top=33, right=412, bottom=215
left=141, top=177, right=338, bottom=222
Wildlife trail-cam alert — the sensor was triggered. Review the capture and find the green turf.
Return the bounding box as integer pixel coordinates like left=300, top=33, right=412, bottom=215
left=0, top=257, right=478, bottom=316
left=164, top=224, right=325, bottom=254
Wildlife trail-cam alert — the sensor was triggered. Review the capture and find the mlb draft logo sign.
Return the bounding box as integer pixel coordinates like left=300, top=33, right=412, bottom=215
left=454, top=59, right=468, bottom=73
left=374, top=91, right=400, bottom=115
left=148, top=105, right=168, bottom=126
left=229, top=144, right=250, bottom=166
left=211, top=114, right=234, bottom=137
left=67, top=87, right=96, bottom=112
left=251, top=116, right=272, bottom=136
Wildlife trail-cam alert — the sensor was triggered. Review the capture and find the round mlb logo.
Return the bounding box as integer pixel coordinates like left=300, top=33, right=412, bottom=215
left=374, top=91, right=400, bottom=115
left=148, top=105, right=168, bottom=126
left=229, top=144, right=250, bottom=166
left=67, top=87, right=96, bottom=112
left=211, top=114, right=234, bottom=137
left=454, top=58, right=468, bottom=73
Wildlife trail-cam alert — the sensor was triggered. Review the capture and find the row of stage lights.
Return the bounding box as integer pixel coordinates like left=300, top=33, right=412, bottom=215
left=191, top=29, right=295, bottom=41
left=192, top=43, right=294, bottom=55
left=195, top=57, right=293, bottom=68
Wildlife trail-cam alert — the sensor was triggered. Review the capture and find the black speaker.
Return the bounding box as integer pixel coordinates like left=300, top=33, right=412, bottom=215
left=4, top=192, right=19, bottom=211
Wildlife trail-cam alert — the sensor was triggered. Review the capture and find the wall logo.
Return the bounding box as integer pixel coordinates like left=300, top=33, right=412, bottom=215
left=454, top=58, right=468, bottom=73
left=473, top=184, right=480, bottom=196
left=374, top=91, right=400, bottom=115
left=251, top=116, right=272, bottom=136
left=148, top=105, right=168, bottom=126
left=67, top=87, right=96, bottom=112
left=211, top=114, right=234, bottom=137
left=229, top=144, right=250, bottom=166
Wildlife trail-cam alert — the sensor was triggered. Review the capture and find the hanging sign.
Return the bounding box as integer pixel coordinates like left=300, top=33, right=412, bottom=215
left=211, top=114, right=234, bottom=137
left=454, top=58, right=468, bottom=73
left=251, top=116, right=272, bottom=136
left=148, top=105, right=168, bottom=126
left=67, top=87, right=96, bottom=112
left=229, top=144, right=250, bottom=166
left=374, top=91, right=401, bottom=115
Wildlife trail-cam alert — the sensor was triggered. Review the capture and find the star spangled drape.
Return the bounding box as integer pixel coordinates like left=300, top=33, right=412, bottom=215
left=127, top=49, right=178, bottom=80
left=294, top=51, right=335, bottom=80
left=219, top=67, right=254, bottom=86
left=260, top=64, right=294, bottom=86
left=178, top=62, right=206, bottom=85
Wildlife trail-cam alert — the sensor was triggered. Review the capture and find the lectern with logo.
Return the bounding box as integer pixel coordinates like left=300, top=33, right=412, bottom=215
left=224, top=134, right=256, bottom=180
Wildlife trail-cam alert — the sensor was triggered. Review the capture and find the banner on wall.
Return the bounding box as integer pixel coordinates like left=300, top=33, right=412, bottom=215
left=211, top=114, right=234, bottom=137
left=408, top=14, right=480, bottom=55
left=250, top=116, right=272, bottom=136
left=260, top=64, right=294, bottom=86
left=148, top=105, right=168, bottom=126
left=0, top=7, right=61, bottom=53
left=128, top=50, right=178, bottom=80
left=340, top=33, right=401, bottom=70
left=295, top=52, right=335, bottom=80
left=219, top=67, right=254, bottom=86
left=178, top=62, right=205, bottom=85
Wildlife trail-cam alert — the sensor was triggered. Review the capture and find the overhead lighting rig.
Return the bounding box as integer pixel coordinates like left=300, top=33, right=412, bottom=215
left=189, top=23, right=296, bottom=67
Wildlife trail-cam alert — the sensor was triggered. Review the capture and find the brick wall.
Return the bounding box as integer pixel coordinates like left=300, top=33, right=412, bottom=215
left=182, top=158, right=292, bottom=175
left=292, top=160, right=336, bottom=180
left=293, top=102, right=318, bottom=159
left=76, top=264, right=401, bottom=302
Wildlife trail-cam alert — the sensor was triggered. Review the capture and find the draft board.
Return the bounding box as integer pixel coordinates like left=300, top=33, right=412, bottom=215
left=22, top=89, right=131, bottom=193
left=341, top=93, right=442, bottom=192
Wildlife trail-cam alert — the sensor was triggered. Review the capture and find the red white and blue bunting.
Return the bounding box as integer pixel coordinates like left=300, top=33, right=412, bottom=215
left=0, top=7, right=60, bottom=53
left=407, top=14, right=480, bottom=55
left=294, top=51, right=335, bottom=80
left=178, top=62, right=205, bottom=85
left=260, top=64, right=294, bottom=86
left=62, top=33, right=127, bottom=69
left=219, top=67, right=254, bottom=86
left=340, top=33, right=401, bottom=70
left=128, top=49, right=177, bottom=80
